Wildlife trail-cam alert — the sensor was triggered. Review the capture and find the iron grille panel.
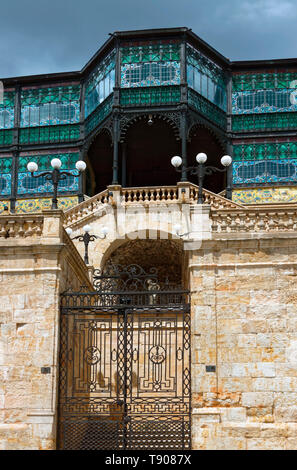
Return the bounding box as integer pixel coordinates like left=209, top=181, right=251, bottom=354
left=58, top=264, right=191, bottom=450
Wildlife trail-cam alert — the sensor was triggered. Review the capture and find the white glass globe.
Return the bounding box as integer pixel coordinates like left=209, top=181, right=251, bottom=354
left=171, top=156, right=182, bottom=168
left=101, top=226, right=109, bottom=236
left=196, top=153, right=207, bottom=164
left=27, top=161, right=38, bottom=173
left=221, top=155, right=232, bottom=167
left=65, top=227, right=73, bottom=236
left=51, top=158, right=62, bottom=170
left=75, top=160, right=87, bottom=172
left=83, top=224, right=91, bottom=233
left=173, top=224, right=182, bottom=235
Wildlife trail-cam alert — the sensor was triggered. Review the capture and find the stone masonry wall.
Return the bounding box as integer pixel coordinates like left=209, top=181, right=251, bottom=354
left=0, top=211, right=91, bottom=450
left=190, top=237, right=297, bottom=450
left=2, top=200, right=297, bottom=450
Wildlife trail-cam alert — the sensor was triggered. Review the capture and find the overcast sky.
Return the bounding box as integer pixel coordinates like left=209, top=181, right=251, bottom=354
left=1, top=0, right=296, bottom=78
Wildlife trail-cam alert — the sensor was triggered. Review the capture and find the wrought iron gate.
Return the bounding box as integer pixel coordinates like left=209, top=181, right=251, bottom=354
left=58, top=264, right=191, bottom=450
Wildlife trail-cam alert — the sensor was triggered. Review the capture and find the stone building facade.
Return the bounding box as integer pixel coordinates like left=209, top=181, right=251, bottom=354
left=1, top=186, right=297, bottom=450
left=1, top=27, right=297, bottom=450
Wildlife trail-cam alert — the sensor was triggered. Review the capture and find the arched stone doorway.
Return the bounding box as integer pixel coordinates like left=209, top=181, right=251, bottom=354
left=103, top=238, right=185, bottom=286
left=59, top=237, right=191, bottom=450
left=188, top=124, right=226, bottom=194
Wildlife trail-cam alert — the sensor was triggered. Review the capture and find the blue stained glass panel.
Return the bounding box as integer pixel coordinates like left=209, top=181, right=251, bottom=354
left=0, top=174, right=11, bottom=195
left=0, top=108, right=14, bottom=129
left=17, top=153, right=80, bottom=195
left=186, top=44, right=227, bottom=112
left=21, top=102, right=80, bottom=127
left=17, top=169, right=79, bottom=195
left=85, top=51, right=115, bottom=118
left=20, top=86, right=80, bottom=127
left=232, top=89, right=297, bottom=114
left=0, top=91, right=15, bottom=129
left=121, top=61, right=180, bottom=88
left=233, top=159, right=297, bottom=185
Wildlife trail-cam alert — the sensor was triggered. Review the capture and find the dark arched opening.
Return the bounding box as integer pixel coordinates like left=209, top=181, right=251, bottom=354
left=104, top=238, right=185, bottom=286
left=188, top=125, right=226, bottom=194
left=123, top=117, right=180, bottom=188
left=87, top=130, right=113, bottom=195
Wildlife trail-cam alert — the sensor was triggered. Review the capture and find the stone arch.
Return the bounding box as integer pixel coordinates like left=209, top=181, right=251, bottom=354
left=101, top=237, right=186, bottom=287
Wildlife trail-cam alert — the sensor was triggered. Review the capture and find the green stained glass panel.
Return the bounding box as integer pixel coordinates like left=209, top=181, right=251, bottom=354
left=256, top=144, right=265, bottom=160
left=0, top=158, right=12, bottom=173
left=0, top=130, right=13, bottom=145
left=120, top=86, right=180, bottom=107
left=290, top=142, right=297, bottom=156
left=121, top=43, right=180, bottom=64
left=19, top=124, right=80, bottom=144
left=233, top=141, right=297, bottom=164
left=279, top=144, right=288, bottom=158
left=265, top=144, right=275, bottom=159
left=232, top=113, right=297, bottom=131
left=85, top=95, right=113, bottom=135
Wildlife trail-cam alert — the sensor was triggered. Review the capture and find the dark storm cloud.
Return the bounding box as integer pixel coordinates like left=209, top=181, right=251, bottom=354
left=1, top=0, right=296, bottom=78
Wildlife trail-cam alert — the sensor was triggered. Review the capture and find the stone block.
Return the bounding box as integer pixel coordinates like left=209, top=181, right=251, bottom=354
left=241, top=392, right=274, bottom=407
left=247, top=438, right=286, bottom=450
left=275, top=407, right=297, bottom=423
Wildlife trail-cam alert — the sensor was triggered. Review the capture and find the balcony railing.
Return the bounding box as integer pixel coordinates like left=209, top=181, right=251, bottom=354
left=64, top=183, right=242, bottom=227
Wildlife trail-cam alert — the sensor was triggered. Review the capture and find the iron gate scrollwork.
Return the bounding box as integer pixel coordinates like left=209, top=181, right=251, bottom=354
left=58, top=264, right=191, bottom=450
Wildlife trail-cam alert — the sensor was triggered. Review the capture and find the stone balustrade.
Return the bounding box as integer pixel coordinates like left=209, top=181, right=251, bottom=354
left=121, top=186, right=179, bottom=203
left=62, top=183, right=297, bottom=236
left=64, top=183, right=243, bottom=228
left=189, top=185, right=242, bottom=209
left=211, top=208, right=297, bottom=233
left=0, top=215, right=44, bottom=238
left=64, top=190, right=109, bottom=226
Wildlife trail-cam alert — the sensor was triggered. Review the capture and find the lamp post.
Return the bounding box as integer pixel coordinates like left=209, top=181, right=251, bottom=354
left=66, top=225, right=108, bottom=265
left=27, top=158, right=87, bottom=210
left=171, top=153, right=232, bottom=203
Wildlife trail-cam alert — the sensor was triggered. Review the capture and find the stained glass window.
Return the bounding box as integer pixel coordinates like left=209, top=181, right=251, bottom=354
left=19, top=124, right=80, bottom=144
left=187, top=45, right=227, bottom=111
left=232, top=112, right=297, bottom=132
left=0, top=91, right=15, bottom=129
left=232, top=72, right=297, bottom=114
left=0, top=130, right=13, bottom=146
left=121, top=43, right=180, bottom=88
left=17, top=153, right=80, bottom=195
left=20, top=85, right=80, bottom=127
left=233, top=141, right=297, bottom=186
left=188, top=89, right=226, bottom=129
left=121, top=86, right=180, bottom=107
left=233, top=142, right=297, bottom=162
left=0, top=157, right=12, bottom=196
left=85, top=95, right=113, bottom=135
left=233, top=159, right=297, bottom=185
left=85, top=51, right=115, bottom=118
